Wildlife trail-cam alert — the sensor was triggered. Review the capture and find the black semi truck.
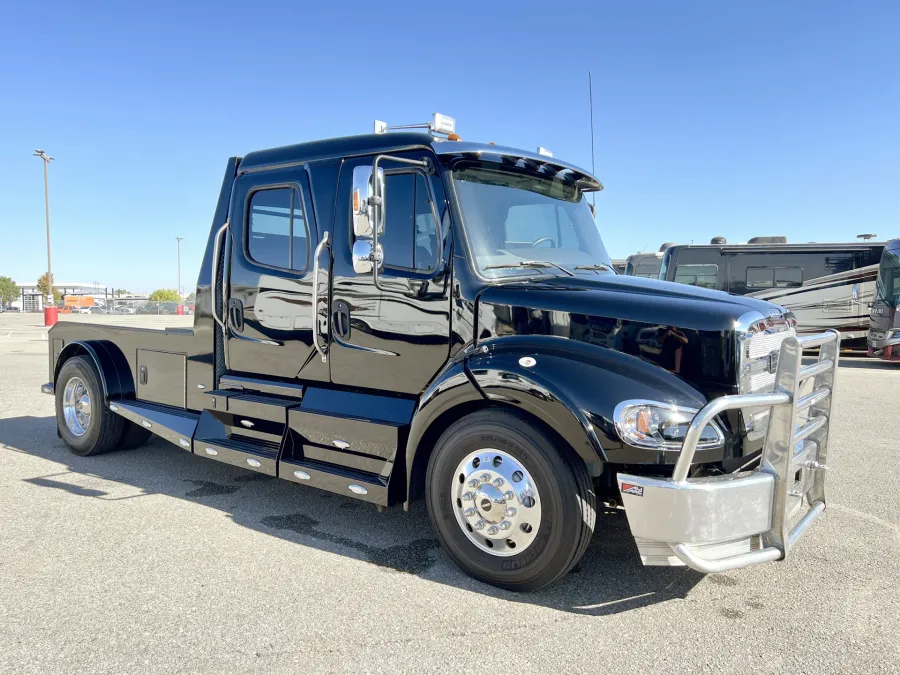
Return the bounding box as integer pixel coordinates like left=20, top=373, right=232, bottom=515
left=43, top=116, right=842, bottom=591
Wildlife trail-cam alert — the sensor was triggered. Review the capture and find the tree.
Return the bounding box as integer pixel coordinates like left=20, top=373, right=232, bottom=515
left=36, top=272, right=61, bottom=303
left=148, top=288, right=180, bottom=302
left=115, top=289, right=130, bottom=297
left=0, top=276, right=17, bottom=306
left=185, top=291, right=196, bottom=302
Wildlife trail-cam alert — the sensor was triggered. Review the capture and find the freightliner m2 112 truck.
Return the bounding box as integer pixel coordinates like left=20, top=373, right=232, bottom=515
left=43, top=115, right=841, bottom=591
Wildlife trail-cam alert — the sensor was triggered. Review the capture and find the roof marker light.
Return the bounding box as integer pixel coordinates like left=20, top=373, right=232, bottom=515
left=537, top=146, right=553, bottom=157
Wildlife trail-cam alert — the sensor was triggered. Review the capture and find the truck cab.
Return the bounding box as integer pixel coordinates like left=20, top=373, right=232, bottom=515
left=44, top=116, right=842, bottom=591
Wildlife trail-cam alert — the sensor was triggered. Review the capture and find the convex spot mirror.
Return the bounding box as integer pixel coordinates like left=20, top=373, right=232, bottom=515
left=352, top=240, right=383, bottom=274
left=352, top=165, right=385, bottom=238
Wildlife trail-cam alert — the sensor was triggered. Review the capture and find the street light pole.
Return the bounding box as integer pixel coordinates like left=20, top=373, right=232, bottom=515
left=176, top=237, right=183, bottom=300
left=34, top=149, right=56, bottom=326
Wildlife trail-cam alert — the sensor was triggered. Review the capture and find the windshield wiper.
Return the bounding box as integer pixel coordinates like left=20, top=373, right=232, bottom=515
left=484, top=260, right=575, bottom=277
left=574, top=264, right=613, bottom=272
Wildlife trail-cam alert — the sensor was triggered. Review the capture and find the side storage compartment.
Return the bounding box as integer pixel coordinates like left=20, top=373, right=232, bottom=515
left=136, top=349, right=187, bottom=409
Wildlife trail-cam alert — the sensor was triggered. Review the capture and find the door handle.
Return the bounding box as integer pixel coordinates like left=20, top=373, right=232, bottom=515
left=228, top=298, right=244, bottom=332
left=333, top=300, right=350, bottom=338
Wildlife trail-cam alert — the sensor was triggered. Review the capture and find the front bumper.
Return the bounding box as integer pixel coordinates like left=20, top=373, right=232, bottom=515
left=617, top=330, right=839, bottom=573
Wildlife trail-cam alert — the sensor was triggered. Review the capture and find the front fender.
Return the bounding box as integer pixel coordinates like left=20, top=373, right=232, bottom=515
left=466, top=336, right=721, bottom=466
left=404, top=359, right=484, bottom=502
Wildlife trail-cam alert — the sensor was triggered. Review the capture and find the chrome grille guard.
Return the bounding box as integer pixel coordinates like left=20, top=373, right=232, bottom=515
left=617, top=330, right=840, bottom=573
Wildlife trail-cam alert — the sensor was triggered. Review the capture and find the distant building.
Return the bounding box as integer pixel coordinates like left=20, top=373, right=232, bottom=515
left=13, top=281, right=112, bottom=312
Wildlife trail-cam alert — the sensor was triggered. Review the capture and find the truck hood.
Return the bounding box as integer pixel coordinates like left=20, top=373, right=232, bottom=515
left=477, top=273, right=783, bottom=334
left=474, top=273, right=788, bottom=397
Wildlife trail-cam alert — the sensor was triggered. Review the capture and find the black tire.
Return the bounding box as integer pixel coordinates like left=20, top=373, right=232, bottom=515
left=118, top=422, right=152, bottom=450
left=426, top=409, right=596, bottom=592
left=55, top=356, right=124, bottom=457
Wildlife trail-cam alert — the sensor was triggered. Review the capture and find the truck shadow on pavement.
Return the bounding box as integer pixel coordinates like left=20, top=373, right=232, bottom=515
left=0, top=414, right=704, bottom=616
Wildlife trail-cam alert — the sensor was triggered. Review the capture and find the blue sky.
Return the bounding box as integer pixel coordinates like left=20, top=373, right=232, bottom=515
left=1, top=0, right=897, bottom=292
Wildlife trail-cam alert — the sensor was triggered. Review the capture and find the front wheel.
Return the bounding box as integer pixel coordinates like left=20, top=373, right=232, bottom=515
left=426, top=409, right=596, bottom=592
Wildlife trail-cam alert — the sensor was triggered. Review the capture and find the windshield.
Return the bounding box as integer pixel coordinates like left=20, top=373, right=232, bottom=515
left=450, top=164, right=611, bottom=279
left=875, top=244, right=900, bottom=307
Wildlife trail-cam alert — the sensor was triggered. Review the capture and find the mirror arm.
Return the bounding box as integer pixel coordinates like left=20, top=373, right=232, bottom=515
left=370, top=154, right=429, bottom=292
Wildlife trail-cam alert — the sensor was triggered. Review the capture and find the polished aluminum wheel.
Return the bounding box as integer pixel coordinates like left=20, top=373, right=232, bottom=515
left=451, top=449, right=542, bottom=557
left=62, top=376, right=92, bottom=437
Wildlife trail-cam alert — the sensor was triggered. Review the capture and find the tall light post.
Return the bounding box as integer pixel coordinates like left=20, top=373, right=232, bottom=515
left=34, top=149, right=56, bottom=326
left=176, top=237, right=184, bottom=311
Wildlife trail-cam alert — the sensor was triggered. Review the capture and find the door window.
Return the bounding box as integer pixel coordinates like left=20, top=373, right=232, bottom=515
left=382, top=173, right=438, bottom=271
left=247, top=187, right=308, bottom=271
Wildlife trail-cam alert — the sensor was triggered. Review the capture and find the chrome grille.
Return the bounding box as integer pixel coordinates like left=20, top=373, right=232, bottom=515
left=739, top=318, right=796, bottom=441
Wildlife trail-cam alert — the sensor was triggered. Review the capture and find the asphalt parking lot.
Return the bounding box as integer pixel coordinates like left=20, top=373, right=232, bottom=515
left=1, top=313, right=898, bottom=675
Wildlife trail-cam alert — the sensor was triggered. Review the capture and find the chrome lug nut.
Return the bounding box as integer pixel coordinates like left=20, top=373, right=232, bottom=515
left=474, top=520, right=486, bottom=530
left=505, top=507, right=516, bottom=517
left=487, top=525, right=499, bottom=536
left=492, top=477, right=504, bottom=488
left=464, top=508, right=476, bottom=517
left=462, top=492, right=474, bottom=501
left=504, top=491, right=515, bottom=501
left=467, top=478, right=479, bottom=488
left=480, top=473, right=491, bottom=483
left=500, top=520, right=512, bottom=530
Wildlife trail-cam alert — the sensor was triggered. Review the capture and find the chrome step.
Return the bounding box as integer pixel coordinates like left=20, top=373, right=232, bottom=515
left=194, top=435, right=280, bottom=476
left=109, top=400, right=199, bottom=449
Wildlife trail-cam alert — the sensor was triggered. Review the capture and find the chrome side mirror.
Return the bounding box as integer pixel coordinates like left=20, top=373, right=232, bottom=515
left=352, top=239, right=383, bottom=274
left=352, top=165, right=385, bottom=238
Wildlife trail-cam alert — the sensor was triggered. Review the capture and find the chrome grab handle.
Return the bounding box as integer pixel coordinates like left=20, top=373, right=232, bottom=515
left=312, top=231, right=331, bottom=363
left=210, top=222, right=228, bottom=330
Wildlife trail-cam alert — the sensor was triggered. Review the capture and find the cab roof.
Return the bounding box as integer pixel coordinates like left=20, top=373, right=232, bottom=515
left=238, top=133, right=603, bottom=190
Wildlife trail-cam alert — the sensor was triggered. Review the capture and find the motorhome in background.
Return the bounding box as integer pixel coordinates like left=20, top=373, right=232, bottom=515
left=867, top=238, right=900, bottom=361
left=624, top=243, right=677, bottom=278
left=658, top=237, right=886, bottom=344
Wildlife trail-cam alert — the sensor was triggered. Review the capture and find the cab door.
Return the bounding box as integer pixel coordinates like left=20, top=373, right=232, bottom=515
left=225, top=166, right=329, bottom=383
left=328, top=152, right=452, bottom=395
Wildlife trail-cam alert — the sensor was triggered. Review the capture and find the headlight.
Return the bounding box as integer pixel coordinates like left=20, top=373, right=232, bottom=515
left=613, top=400, right=724, bottom=450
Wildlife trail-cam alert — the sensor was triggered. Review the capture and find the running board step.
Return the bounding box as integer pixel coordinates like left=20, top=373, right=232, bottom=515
left=194, top=435, right=280, bottom=476
left=109, top=400, right=199, bottom=450
left=280, top=458, right=388, bottom=506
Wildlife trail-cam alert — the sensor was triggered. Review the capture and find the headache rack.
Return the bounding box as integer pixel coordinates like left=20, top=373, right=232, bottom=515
left=617, top=330, right=840, bottom=572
